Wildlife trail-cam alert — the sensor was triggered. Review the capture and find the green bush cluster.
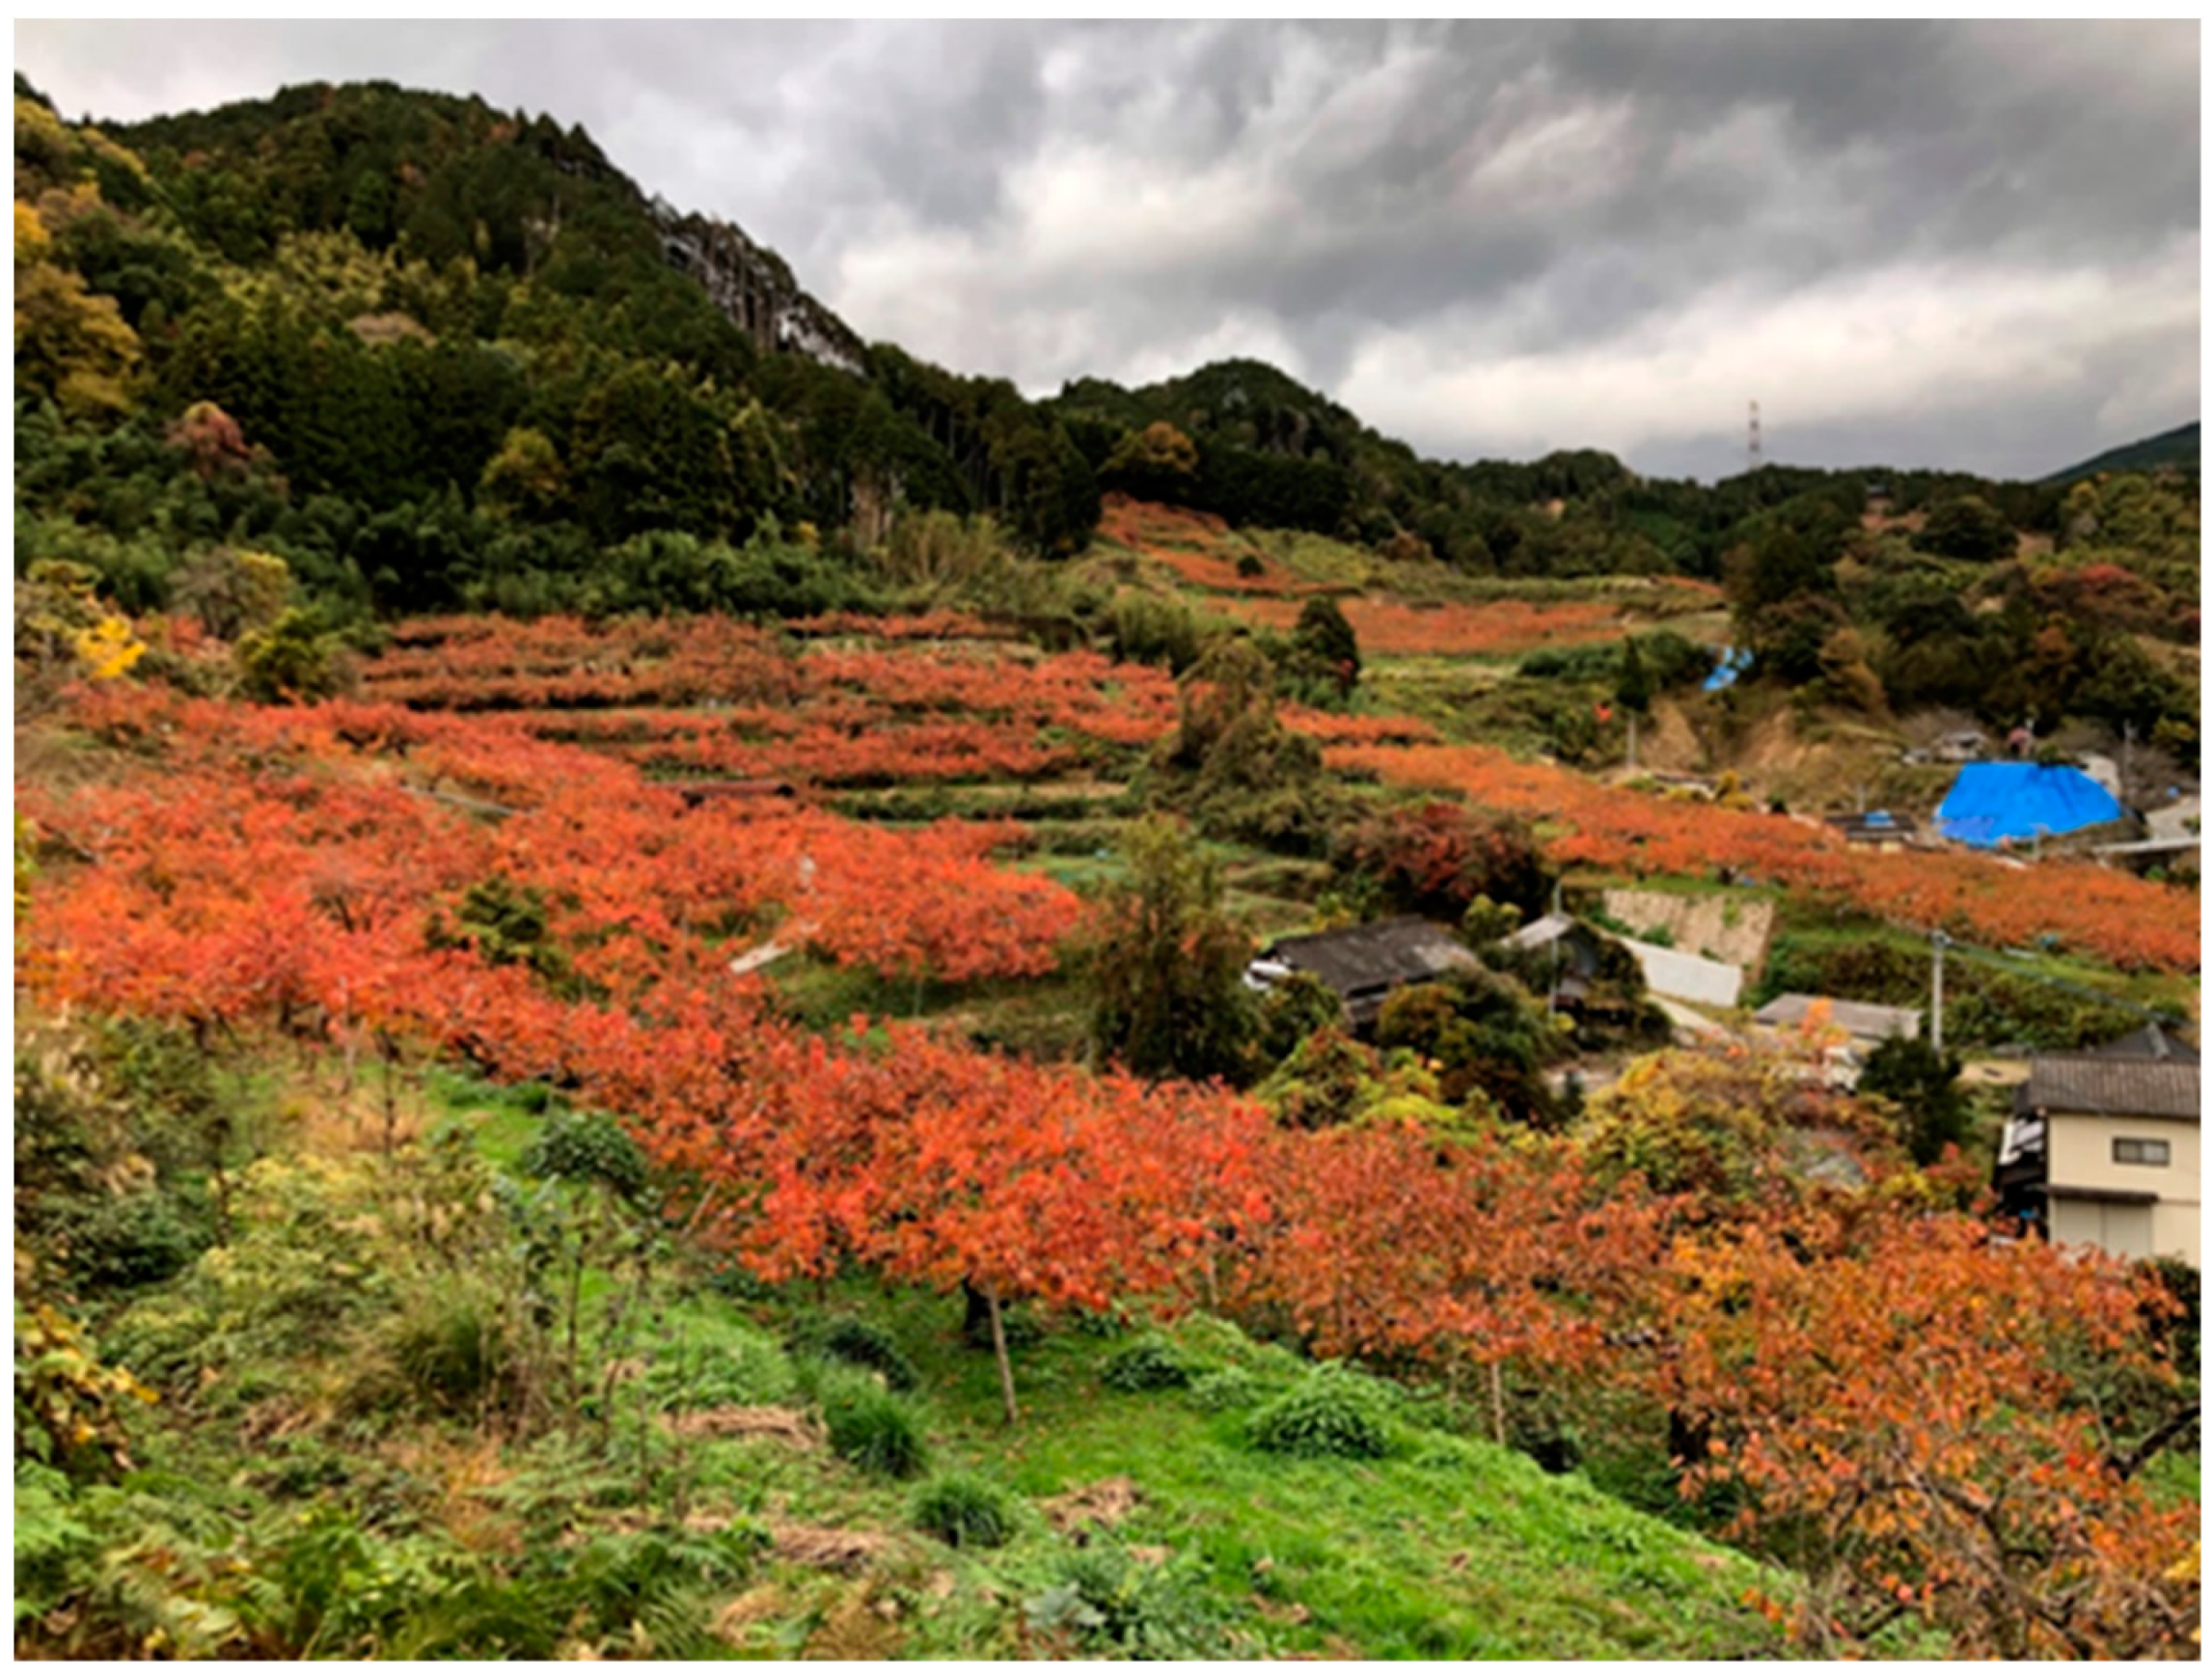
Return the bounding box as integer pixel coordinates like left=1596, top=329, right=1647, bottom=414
left=910, top=1472, right=1016, bottom=1550
left=519, top=1107, right=650, bottom=1200
left=814, top=1369, right=930, bottom=1479
left=1100, top=1334, right=1194, bottom=1392
left=1186, top=1367, right=1263, bottom=1414
left=637, top=1321, right=798, bottom=1413
left=15, top=1473, right=769, bottom=1660
left=386, top=1287, right=527, bottom=1417
left=820, top=1315, right=921, bottom=1393
left=1248, top=1368, right=1396, bottom=1460
left=1024, top=1541, right=1232, bottom=1659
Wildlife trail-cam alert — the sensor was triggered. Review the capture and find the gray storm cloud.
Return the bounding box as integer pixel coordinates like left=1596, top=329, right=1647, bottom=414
left=14, top=18, right=2199, bottom=481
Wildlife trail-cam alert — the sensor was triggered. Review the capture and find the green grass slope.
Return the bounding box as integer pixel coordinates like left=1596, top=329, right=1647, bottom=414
left=27, top=1064, right=1799, bottom=1660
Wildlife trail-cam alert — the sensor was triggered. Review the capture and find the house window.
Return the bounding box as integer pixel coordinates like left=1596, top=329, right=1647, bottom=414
left=2113, top=1137, right=2171, bottom=1167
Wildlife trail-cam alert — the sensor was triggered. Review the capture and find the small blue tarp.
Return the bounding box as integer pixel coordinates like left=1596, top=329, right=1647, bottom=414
left=1702, top=646, right=1755, bottom=693
left=1935, top=762, right=2125, bottom=848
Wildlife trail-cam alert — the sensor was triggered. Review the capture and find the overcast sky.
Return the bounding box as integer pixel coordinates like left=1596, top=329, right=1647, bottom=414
left=15, top=19, right=2200, bottom=481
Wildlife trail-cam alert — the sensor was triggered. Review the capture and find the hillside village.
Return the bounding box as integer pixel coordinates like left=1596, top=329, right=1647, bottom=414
left=12, top=69, right=2200, bottom=1661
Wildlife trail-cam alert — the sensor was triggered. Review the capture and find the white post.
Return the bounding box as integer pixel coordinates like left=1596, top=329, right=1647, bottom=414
left=1548, top=882, right=1564, bottom=1016
left=1930, top=931, right=1948, bottom=1057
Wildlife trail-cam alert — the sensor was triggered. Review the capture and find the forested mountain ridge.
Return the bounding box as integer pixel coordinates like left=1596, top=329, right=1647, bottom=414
left=15, top=72, right=1104, bottom=622
left=12, top=72, right=2202, bottom=765
left=2042, top=422, right=2199, bottom=487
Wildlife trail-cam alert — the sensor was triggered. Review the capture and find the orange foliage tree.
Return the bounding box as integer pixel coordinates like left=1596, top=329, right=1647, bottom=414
left=1651, top=1216, right=2198, bottom=1657
left=17, top=644, right=2198, bottom=1660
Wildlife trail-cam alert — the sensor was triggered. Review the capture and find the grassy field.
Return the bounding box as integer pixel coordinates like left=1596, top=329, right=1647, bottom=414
left=390, top=1079, right=1804, bottom=1661
left=45, top=1060, right=1806, bottom=1661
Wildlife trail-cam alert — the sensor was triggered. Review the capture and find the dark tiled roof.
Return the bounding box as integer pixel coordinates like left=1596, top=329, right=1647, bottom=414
left=1265, top=916, right=1475, bottom=1001
left=2021, top=1055, right=2200, bottom=1121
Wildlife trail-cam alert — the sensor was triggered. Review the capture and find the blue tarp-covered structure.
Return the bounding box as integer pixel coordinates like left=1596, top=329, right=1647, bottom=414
left=1935, top=762, right=2125, bottom=848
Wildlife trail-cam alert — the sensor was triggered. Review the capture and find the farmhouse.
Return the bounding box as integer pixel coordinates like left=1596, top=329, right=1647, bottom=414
left=1244, top=916, right=1477, bottom=1030
left=1994, top=1037, right=2200, bottom=1266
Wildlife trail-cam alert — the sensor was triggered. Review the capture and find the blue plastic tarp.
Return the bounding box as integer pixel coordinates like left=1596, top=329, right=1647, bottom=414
left=1935, top=762, right=2125, bottom=848
left=1701, top=646, right=1754, bottom=693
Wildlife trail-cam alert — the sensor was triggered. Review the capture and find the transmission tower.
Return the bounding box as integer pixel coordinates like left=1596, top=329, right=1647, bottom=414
left=1747, top=399, right=1762, bottom=473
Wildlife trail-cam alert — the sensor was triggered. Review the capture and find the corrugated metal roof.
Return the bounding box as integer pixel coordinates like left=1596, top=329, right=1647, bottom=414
left=1618, top=936, right=1743, bottom=1008
left=1754, top=993, right=1922, bottom=1042
left=2021, top=1055, right=2200, bottom=1121
left=1505, top=912, right=1575, bottom=950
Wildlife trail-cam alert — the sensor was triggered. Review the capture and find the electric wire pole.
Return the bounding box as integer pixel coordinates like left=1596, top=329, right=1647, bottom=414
left=1930, top=930, right=1949, bottom=1056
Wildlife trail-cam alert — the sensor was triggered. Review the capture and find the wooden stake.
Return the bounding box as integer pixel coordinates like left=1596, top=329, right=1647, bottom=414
left=986, top=1287, right=1020, bottom=1427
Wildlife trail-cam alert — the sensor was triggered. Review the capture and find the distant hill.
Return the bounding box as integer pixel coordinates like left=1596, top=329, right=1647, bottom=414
left=2, top=73, right=2116, bottom=612
left=2041, top=422, right=2199, bottom=485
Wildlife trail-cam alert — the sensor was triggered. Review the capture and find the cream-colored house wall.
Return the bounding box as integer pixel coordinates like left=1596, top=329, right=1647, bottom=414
left=2050, top=1197, right=2159, bottom=1263
left=2047, top=1113, right=2199, bottom=1197
left=2047, top=1112, right=2199, bottom=1266
left=2152, top=1199, right=2200, bottom=1268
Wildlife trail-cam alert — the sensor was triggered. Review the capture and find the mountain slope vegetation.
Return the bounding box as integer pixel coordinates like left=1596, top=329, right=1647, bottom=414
left=14, top=71, right=2202, bottom=1663
left=2042, top=421, right=2200, bottom=485
left=19, top=70, right=2197, bottom=770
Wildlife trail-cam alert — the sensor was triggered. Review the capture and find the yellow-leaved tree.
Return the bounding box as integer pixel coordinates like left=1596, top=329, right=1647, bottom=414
left=14, top=199, right=142, bottom=420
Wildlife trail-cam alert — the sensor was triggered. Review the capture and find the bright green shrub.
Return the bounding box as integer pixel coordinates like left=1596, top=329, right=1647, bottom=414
left=816, top=1371, right=929, bottom=1479
left=1248, top=1368, right=1394, bottom=1459
left=520, top=1108, right=648, bottom=1199
left=1186, top=1367, right=1262, bottom=1413
left=1101, top=1334, right=1195, bottom=1392
left=910, top=1472, right=1015, bottom=1550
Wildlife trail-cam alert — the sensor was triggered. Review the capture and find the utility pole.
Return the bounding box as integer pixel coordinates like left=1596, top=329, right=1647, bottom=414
left=1930, top=930, right=1949, bottom=1056
left=1548, top=880, right=1564, bottom=1017
left=1747, top=399, right=1763, bottom=474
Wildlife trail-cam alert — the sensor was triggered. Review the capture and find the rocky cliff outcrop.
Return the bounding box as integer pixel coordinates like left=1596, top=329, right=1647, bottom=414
left=648, top=196, right=867, bottom=374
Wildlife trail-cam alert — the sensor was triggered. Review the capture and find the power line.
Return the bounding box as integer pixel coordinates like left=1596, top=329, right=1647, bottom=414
left=1939, top=934, right=2186, bottom=1027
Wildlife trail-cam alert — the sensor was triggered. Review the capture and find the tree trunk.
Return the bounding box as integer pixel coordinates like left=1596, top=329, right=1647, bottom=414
left=566, top=1248, right=586, bottom=1423
left=962, top=1278, right=994, bottom=1346
left=379, top=1035, right=399, bottom=1155
left=986, top=1287, right=1020, bottom=1427
left=1489, top=1359, right=1507, bottom=1446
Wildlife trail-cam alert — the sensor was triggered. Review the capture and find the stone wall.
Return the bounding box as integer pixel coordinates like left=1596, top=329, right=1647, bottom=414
left=1600, top=888, right=1774, bottom=975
